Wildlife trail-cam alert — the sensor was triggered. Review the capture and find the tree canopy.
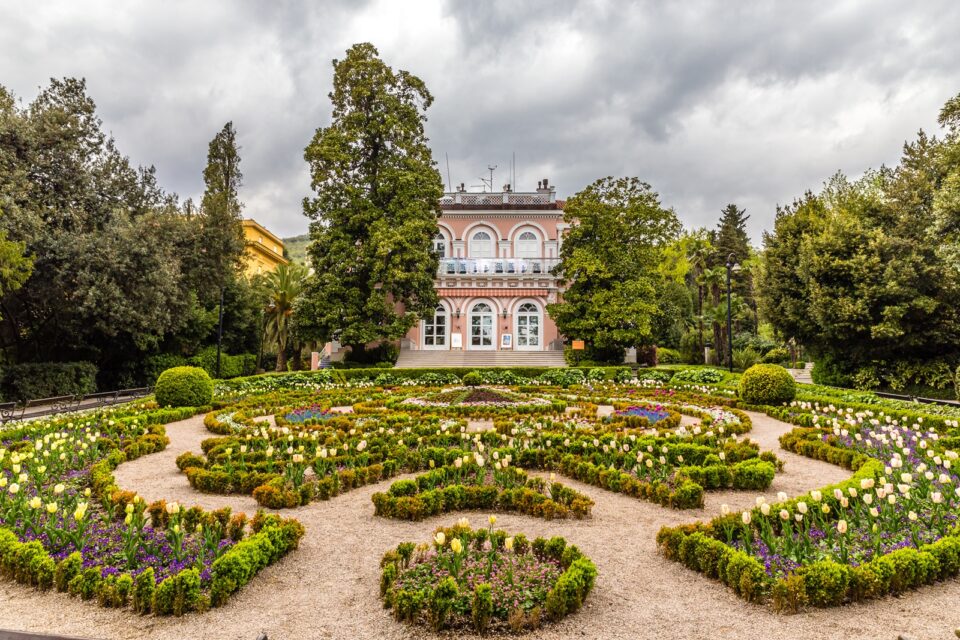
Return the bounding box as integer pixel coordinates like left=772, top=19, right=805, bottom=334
left=759, top=91, right=960, bottom=390
left=547, top=177, right=681, bottom=357
left=295, top=43, right=444, bottom=352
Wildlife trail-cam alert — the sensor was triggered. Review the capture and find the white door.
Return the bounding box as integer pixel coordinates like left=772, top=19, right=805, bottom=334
left=469, top=302, right=495, bottom=350
left=423, top=305, right=448, bottom=350
left=515, top=302, right=541, bottom=350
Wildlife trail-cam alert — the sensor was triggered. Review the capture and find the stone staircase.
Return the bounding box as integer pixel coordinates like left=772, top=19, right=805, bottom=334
left=786, top=362, right=814, bottom=384
left=394, top=350, right=567, bottom=368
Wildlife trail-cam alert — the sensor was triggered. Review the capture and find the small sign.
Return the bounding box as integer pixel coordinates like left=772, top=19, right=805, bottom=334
left=572, top=340, right=585, bottom=350
left=451, top=333, right=463, bottom=349
left=501, top=333, right=513, bottom=349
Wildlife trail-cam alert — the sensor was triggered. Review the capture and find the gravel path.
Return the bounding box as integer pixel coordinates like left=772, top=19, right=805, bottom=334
left=1, top=411, right=958, bottom=639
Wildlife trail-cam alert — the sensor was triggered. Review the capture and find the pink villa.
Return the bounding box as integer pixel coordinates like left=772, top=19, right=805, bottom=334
left=400, top=179, right=568, bottom=356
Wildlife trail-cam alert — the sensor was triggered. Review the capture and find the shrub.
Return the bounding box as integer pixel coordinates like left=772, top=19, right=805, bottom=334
left=142, top=353, right=189, bottom=385
left=671, top=367, right=725, bottom=384
left=154, top=366, right=214, bottom=407
left=732, top=347, right=761, bottom=371
left=656, top=347, right=682, bottom=364
left=462, top=371, right=482, bottom=386
left=429, top=576, right=458, bottom=631
left=762, top=346, right=791, bottom=365
left=738, top=364, right=796, bottom=405
left=471, top=583, right=493, bottom=633
left=0, top=361, right=98, bottom=402
left=811, top=354, right=852, bottom=387
left=956, top=364, right=960, bottom=401
left=187, top=346, right=258, bottom=380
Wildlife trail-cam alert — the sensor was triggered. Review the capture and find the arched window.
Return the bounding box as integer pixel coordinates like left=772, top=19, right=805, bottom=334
left=515, top=302, right=541, bottom=349
left=423, top=304, right=447, bottom=348
left=469, top=230, right=494, bottom=258
left=515, top=230, right=539, bottom=258
left=469, top=302, right=495, bottom=349
left=433, top=232, right=447, bottom=258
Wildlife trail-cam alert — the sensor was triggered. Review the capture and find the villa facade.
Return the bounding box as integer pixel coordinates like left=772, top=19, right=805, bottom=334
left=402, top=180, right=568, bottom=353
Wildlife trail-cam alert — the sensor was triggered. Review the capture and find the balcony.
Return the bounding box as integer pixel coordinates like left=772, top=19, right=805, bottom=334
left=438, top=258, right=560, bottom=276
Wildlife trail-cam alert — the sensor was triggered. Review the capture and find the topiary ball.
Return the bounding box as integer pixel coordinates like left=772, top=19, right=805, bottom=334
left=738, top=363, right=796, bottom=405
left=155, top=366, right=214, bottom=407
left=461, top=371, right=482, bottom=387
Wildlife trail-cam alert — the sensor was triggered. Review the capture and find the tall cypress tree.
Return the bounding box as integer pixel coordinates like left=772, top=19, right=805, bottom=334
left=295, top=43, right=443, bottom=356
left=712, top=203, right=755, bottom=335
left=197, top=121, right=246, bottom=300
left=198, top=122, right=246, bottom=376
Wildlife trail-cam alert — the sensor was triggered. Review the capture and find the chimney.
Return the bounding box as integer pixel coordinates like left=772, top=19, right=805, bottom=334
left=542, top=178, right=549, bottom=189
left=537, top=180, right=542, bottom=189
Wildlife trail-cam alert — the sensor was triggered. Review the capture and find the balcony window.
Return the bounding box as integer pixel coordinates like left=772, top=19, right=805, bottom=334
left=515, top=230, right=539, bottom=258
left=469, top=230, right=494, bottom=258
left=433, top=232, right=447, bottom=258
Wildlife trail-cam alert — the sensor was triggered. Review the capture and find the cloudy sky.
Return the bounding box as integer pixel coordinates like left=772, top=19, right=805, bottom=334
left=3, top=0, right=959, bottom=241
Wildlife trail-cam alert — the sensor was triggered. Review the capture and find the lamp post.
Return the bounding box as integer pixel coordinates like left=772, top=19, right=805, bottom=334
left=215, top=285, right=225, bottom=378
left=724, top=253, right=738, bottom=372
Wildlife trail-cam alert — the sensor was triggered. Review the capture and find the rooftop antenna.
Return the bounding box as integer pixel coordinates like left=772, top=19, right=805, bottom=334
left=445, top=153, right=452, bottom=192
left=480, top=164, right=497, bottom=192
left=512, top=152, right=516, bottom=191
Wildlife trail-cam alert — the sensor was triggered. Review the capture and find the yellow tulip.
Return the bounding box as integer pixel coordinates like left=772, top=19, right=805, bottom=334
left=450, top=538, right=463, bottom=554
left=434, top=531, right=446, bottom=546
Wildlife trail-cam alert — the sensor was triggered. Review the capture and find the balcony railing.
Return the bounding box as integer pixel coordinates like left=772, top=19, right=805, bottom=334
left=438, top=258, right=560, bottom=276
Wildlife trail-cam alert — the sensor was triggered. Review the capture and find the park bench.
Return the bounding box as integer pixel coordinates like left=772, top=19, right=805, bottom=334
left=0, top=401, right=24, bottom=423
left=23, top=394, right=81, bottom=417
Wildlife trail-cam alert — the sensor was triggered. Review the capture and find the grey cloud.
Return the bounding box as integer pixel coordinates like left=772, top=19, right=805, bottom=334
left=2, top=0, right=959, bottom=241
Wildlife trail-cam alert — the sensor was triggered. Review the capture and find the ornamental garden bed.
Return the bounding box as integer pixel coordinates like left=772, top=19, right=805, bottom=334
left=381, top=518, right=597, bottom=632
left=184, top=385, right=779, bottom=512
left=659, top=402, right=960, bottom=612
left=0, top=404, right=302, bottom=615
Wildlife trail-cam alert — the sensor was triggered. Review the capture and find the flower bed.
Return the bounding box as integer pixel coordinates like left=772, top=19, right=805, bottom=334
left=381, top=518, right=597, bottom=632
left=372, top=462, right=594, bottom=521
left=659, top=397, right=960, bottom=612
left=0, top=403, right=303, bottom=615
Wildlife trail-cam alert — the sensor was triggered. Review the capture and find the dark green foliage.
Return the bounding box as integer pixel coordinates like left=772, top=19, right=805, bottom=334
left=738, top=364, right=796, bottom=405
left=671, top=367, right=725, bottom=384
left=428, top=576, right=458, bottom=631
left=296, top=43, right=443, bottom=351
left=0, top=361, right=97, bottom=402
left=152, top=568, right=202, bottom=616
left=759, top=98, right=960, bottom=380
left=548, top=176, right=682, bottom=353
left=656, top=347, right=682, bottom=364
left=154, top=366, right=214, bottom=407
left=471, top=583, right=493, bottom=633
left=462, top=371, right=482, bottom=386
left=762, top=347, right=791, bottom=365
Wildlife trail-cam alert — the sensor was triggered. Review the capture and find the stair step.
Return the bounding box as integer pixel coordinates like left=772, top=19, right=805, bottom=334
left=395, top=350, right=566, bottom=369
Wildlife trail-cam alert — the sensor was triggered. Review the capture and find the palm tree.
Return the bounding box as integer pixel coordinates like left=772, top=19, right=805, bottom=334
left=686, top=233, right=713, bottom=358
left=254, top=263, right=308, bottom=372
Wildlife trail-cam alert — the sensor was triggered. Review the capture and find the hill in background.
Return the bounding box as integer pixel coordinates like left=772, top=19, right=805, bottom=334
left=283, top=234, right=309, bottom=265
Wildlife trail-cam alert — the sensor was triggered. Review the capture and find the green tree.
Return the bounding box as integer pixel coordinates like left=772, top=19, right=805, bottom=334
left=547, top=177, right=681, bottom=357
left=295, top=43, right=443, bottom=355
left=712, top=203, right=756, bottom=334
left=197, top=121, right=246, bottom=300
left=255, top=263, right=308, bottom=372
left=0, top=78, right=189, bottom=377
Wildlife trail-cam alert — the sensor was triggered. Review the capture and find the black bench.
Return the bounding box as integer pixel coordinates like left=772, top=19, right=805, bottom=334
left=24, top=394, right=81, bottom=417
left=0, top=401, right=24, bottom=423
left=84, top=390, right=121, bottom=407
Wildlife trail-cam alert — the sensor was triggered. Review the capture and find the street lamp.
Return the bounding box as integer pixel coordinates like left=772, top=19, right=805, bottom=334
left=725, top=253, right=741, bottom=372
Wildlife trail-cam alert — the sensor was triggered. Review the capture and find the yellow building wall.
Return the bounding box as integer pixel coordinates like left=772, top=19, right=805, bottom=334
left=242, top=219, right=288, bottom=277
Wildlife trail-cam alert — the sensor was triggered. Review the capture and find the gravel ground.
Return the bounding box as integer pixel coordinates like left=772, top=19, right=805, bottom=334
left=0, top=411, right=958, bottom=640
